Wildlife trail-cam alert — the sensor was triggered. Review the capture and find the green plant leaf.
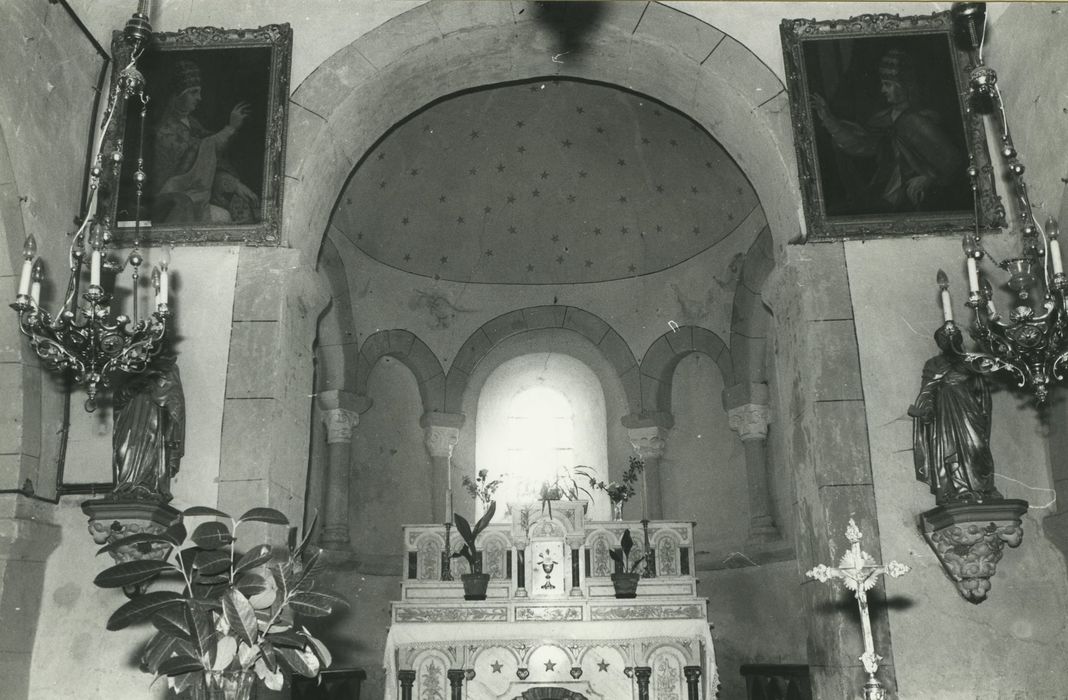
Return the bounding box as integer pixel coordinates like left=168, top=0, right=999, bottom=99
left=183, top=506, right=231, bottom=519
left=96, top=531, right=179, bottom=555
left=223, top=589, right=258, bottom=646
left=236, top=572, right=268, bottom=598
left=166, top=521, right=188, bottom=545
left=151, top=604, right=192, bottom=640
left=237, top=508, right=289, bottom=526
left=94, top=559, right=175, bottom=589
left=275, top=646, right=319, bottom=677
left=235, top=545, right=273, bottom=576
left=192, top=521, right=233, bottom=550
left=212, top=636, right=237, bottom=671
left=140, top=631, right=181, bottom=673
left=194, top=549, right=232, bottom=576
left=302, top=628, right=332, bottom=668
left=237, top=641, right=259, bottom=668
left=176, top=547, right=199, bottom=576
left=157, top=654, right=204, bottom=676
left=265, top=629, right=304, bottom=648
left=292, top=512, right=319, bottom=559
left=289, top=590, right=346, bottom=618
left=260, top=641, right=279, bottom=672
left=453, top=513, right=474, bottom=546
left=186, top=602, right=214, bottom=653
left=473, top=500, right=497, bottom=535
left=620, top=529, right=634, bottom=556
left=169, top=671, right=200, bottom=695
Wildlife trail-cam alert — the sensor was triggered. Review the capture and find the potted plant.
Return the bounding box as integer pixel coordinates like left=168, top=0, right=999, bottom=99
left=452, top=500, right=497, bottom=600
left=92, top=505, right=344, bottom=699
left=538, top=465, right=595, bottom=517
left=462, top=468, right=504, bottom=510
left=575, top=456, right=644, bottom=520
left=608, top=529, right=647, bottom=599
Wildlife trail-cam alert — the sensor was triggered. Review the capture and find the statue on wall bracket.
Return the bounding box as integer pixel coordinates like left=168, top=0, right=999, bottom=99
left=909, top=322, right=1028, bottom=604
left=82, top=354, right=186, bottom=596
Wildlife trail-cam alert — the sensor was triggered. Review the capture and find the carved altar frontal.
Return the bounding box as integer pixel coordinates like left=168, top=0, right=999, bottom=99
left=385, top=502, right=718, bottom=699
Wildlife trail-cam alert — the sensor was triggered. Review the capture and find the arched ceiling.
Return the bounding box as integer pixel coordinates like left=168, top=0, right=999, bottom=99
left=330, top=78, right=761, bottom=285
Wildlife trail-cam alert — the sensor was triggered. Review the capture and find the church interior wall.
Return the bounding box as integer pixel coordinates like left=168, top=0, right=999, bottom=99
left=4, top=2, right=1068, bottom=699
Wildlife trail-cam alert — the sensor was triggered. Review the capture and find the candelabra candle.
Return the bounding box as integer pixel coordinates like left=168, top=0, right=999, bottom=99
left=30, top=261, right=43, bottom=307
left=16, top=235, right=36, bottom=298
left=937, top=269, right=953, bottom=322
left=1048, top=217, right=1064, bottom=277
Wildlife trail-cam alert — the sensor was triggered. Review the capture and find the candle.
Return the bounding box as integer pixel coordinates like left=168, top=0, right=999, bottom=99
left=90, top=251, right=101, bottom=288
left=17, top=235, right=36, bottom=298
left=966, top=257, right=980, bottom=293
left=1048, top=217, right=1063, bottom=275
left=30, top=260, right=43, bottom=305
left=937, top=269, right=953, bottom=322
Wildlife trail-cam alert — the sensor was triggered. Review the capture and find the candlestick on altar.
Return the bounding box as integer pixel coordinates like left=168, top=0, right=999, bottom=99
left=806, top=519, right=910, bottom=700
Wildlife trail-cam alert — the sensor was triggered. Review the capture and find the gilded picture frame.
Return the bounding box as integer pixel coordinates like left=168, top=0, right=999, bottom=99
left=780, top=11, right=1003, bottom=242
left=101, top=24, right=292, bottom=246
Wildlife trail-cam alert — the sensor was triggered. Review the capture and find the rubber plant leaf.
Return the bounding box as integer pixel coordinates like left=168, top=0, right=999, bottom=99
left=95, top=559, right=175, bottom=589
left=191, top=521, right=233, bottom=550
left=222, top=589, right=258, bottom=646
left=183, top=506, right=231, bottom=519
left=237, top=507, right=289, bottom=526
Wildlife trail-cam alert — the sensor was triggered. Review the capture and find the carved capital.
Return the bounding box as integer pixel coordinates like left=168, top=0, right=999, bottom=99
left=322, top=408, right=359, bottom=444
left=425, top=425, right=460, bottom=459
left=921, top=499, right=1028, bottom=604
left=627, top=426, right=667, bottom=460
left=727, top=403, right=772, bottom=441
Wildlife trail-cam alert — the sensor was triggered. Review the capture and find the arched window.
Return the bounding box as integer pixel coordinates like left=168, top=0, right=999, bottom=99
left=505, top=386, right=576, bottom=502
left=476, top=353, right=609, bottom=520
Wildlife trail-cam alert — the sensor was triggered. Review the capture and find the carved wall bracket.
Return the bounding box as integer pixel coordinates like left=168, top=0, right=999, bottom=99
left=920, top=499, right=1028, bottom=604
left=82, top=498, right=182, bottom=596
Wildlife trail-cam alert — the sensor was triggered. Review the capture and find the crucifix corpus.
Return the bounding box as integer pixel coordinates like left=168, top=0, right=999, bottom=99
left=806, top=519, right=910, bottom=700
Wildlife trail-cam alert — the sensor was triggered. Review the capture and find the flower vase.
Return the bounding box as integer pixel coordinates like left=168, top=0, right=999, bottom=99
left=200, top=670, right=256, bottom=700
left=612, top=500, right=624, bottom=521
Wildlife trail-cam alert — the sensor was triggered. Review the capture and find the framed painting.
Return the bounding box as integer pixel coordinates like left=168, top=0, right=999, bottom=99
left=780, top=11, right=1003, bottom=241
left=101, top=24, right=292, bottom=246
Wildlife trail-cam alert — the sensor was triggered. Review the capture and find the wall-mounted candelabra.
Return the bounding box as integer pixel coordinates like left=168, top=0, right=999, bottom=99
left=934, top=2, right=1066, bottom=404
left=9, top=1, right=172, bottom=412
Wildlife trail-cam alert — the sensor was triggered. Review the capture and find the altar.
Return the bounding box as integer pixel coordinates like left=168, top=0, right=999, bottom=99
left=384, top=502, right=718, bottom=699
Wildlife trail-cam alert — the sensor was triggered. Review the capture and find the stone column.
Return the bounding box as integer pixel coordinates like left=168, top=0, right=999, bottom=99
left=635, top=666, right=653, bottom=700
left=684, top=665, right=702, bottom=700
left=398, top=670, right=416, bottom=700
left=725, top=383, right=780, bottom=543
left=447, top=669, right=466, bottom=700
left=627, top=425, right=668, bottom=520
left=422, top=412, right=464, bottom=523
left=317, top=390, right=370, bottom=550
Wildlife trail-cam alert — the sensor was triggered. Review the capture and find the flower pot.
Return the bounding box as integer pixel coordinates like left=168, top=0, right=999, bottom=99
left=192, top=670, right=256, bottom=700
left=611, top=572, right=641, bottom=599
left=462, top=572, right=490, bottom=600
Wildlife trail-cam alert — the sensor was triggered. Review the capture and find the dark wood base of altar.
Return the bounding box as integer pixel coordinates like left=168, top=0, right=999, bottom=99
left=396, top=665, right=704, bottom=700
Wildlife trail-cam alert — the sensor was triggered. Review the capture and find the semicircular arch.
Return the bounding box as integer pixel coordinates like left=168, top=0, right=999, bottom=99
left=286, top=2, right=795, bottom=264
left=357, top=329, right=445, bottom=412
left=639, top=326, right=733, bottom=416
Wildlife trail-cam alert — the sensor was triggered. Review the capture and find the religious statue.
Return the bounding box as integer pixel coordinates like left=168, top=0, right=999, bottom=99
left=110, top=355, right=186, bottom=502
left=908, top=324, right=1002, bottom=505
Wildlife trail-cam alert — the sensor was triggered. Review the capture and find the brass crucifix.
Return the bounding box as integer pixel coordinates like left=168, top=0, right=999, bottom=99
left=806, top=518, right=910, bottom=700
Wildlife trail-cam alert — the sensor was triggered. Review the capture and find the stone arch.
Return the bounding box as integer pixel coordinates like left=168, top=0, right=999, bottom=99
left=445, top=306, right=639, bottom=415
left=638, top=326, right=733, bottom=417
left=286, top=1, right=797, bottom=267
left=313, top=236, right=359, bottom=393
left=730, top=225, right=775, bottom=386
left=357, top=329, right=445, bottom=413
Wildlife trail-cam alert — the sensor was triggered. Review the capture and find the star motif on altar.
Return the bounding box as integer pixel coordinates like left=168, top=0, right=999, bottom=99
left=597, top=659, right=610, bottom=672
left=491, top=661, right=503, bottom=673
left=544, top=660, right=556, bottom=671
